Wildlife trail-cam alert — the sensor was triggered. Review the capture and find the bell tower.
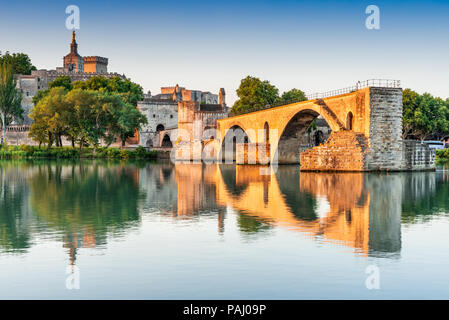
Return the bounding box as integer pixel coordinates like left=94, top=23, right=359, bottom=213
left=63, top=31, right=84, bottom=72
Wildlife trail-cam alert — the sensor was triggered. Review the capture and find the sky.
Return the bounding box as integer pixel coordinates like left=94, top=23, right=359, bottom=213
left=1, top=0, right=449, bottom=104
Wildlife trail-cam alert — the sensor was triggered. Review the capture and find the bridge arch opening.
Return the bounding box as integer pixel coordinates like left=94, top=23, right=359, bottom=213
left=346, top=112, right=354, bottom=130
left=264, top=122, right=269, bottom=143
left=221, top=125, right=251, bottom=163
left=275, top=110, right=331, bottom=164
left=161, top=134, right=173, bottom=148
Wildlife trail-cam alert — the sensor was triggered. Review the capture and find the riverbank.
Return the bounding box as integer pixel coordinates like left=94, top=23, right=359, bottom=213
left=0, top=145, right=169, bottom=160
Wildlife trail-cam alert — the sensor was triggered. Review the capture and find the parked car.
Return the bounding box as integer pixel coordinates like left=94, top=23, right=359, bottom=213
left=423, top=140, right=445, bottom=150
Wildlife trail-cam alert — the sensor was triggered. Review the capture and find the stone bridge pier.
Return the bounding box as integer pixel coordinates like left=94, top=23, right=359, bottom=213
left=215, top=86, right=435, bottom=171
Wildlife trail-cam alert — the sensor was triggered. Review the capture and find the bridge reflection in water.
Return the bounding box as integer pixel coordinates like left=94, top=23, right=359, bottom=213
left=169, top=164, right=404, bottom=257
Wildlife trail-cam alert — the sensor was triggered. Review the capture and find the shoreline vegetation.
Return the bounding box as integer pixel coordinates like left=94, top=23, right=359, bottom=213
left=436, top=149, right=449, bottom=163
left=0, top=144, right=447, bottom=163
left=0, top=145, right=165, bottom=160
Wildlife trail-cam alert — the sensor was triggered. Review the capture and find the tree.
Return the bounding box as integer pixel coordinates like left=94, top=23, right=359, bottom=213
left=29, top=87, right=69, bottom=147
left=402, top=89, right=449, bottom=140
left=65, top=89, right=107, bottom=150
left=103, top=94, right=148, bottom=147
left=231, top=76, right=279, bottom=115
left=32, top=76, right=73, bottom=105
left=0, top=52, right=36, bottom=75
left=0, top=62, right=23, bottom=144
left=279, top=88, right=307, bottom=104
left=49, top=76, right=73, bottom=91
left=73, top=76, right=143, bottom=106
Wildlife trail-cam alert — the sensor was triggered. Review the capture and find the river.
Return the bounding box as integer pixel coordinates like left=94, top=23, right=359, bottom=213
left=0, top=160, right=448, bottom=299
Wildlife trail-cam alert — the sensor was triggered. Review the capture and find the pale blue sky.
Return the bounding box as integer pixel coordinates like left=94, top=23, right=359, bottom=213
left=1, top=0, right=448, bottom=104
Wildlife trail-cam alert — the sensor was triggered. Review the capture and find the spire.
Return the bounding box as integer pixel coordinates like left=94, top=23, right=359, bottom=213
left=70, top=30, right=78, bottom=55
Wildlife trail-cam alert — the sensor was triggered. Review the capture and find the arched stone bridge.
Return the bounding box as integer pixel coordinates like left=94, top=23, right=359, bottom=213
left=214, top=86, right=406, bottom=171
left=175, top=84, right=435, bottom=171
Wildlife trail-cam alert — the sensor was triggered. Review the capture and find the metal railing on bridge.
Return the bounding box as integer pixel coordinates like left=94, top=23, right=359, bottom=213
left=306, top=79, right=401, bottom=100
left=231, top=79, right=401, bottom=116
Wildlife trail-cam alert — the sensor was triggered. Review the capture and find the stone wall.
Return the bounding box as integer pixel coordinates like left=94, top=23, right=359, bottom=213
left=138, top=101, right=178, bottom=148
left=299, top=130, right=369, bottom=171
left=401, top=140, right=435, bottom=170
left=366, top=87, right=404, bottom=170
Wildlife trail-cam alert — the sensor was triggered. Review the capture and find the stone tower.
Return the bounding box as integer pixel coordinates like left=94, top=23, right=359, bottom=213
left=219, top=88, right=226, bottom=106
left=63, top=31, right=84, bottom=73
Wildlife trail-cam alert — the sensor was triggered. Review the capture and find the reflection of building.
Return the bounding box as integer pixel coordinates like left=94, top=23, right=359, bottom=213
left=16, top=31, right=126, bottom=123
left=138, top=85, right=229, bottom=149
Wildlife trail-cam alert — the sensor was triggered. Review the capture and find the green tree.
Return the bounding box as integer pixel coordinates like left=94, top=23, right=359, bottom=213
left=231, top=76, right=279, bottom=115
left=49, top=76, right=73, bottom=91
left=402, top=89, right=449, bottom=140
left=278, top=88, right=307, bottom=104
left=29, top=87, right=69, bottom=147
left=0, top=52, right=36, bottom=75
left=65, top=89, right=107, bottom=150
left=104, top=94, right=148, bottom=147
left=0, top=62, right=23, bottom=144
left=73, top=76, right=143, bottom=106
left=32, top=76, right=73, bottom=105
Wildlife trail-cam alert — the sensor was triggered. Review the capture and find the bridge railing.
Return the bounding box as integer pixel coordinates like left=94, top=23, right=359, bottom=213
left=230, top=79, right=401, bottom=116
left=306, top=79, right=401, bottom=100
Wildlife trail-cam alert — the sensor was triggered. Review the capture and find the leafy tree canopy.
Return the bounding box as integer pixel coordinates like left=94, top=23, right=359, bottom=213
left=0, top=52, right=36, bottom=75
left=73, top=76, right=143, bottom=106
left=403, top=88, right=449, bottom=140
left=231, top=76, right=307, bottom=115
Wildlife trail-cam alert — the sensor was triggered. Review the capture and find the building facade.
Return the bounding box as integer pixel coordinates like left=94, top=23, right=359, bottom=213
left=138, top=85, right=229, bottom=149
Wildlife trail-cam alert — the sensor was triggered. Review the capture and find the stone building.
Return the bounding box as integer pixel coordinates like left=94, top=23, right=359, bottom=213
left=16, top=31, right=126, bottom=123
left=138, top=84, right=229, bottom=148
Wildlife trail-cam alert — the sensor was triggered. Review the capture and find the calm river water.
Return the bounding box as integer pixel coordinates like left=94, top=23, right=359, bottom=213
left=0, top=160, right=448, bottom=299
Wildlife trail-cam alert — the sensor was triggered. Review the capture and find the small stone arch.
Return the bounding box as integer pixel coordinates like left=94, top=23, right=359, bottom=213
left=220, top=125, right=251, bottom=163
left=264, top=122, right=269, bottom=143
left=346, top=112, right=354, bottom=130
left=156, top=124, right=165, bottom=132
left=161, top=134, right=173, bottom=148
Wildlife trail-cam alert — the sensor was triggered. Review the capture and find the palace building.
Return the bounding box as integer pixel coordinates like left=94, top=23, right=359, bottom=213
left=17, top=31, right=126, bottom=123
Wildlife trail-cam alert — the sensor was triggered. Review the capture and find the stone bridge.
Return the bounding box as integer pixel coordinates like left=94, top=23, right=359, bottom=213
left=211, top=85, right=433, bottom=171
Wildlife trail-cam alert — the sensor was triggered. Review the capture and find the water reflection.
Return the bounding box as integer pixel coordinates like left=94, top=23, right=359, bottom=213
left=0, top=161, right=447, bottom=263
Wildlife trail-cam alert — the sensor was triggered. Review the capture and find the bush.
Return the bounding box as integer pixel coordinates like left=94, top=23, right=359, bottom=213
left=436, top=149, right=449, bottom=159
left=0, top=145, right=160, bottom=160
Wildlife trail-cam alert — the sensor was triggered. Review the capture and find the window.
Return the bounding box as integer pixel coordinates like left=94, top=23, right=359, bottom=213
left=153, top=114, right=156, bottom=118
left=170, top=115, right=173, bottom=119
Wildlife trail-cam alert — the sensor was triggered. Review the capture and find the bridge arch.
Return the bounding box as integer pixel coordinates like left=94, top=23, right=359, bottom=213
left=274, top=109, right=332, bottom=164
left=220, top=124, right=252, bottom=163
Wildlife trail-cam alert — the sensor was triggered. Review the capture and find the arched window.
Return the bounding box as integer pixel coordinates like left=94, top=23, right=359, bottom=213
left=156, top=124, right=165, bottom=132
left=264, top=122, right=269, bottom=143
left=346, top=112, right=354, bottom=130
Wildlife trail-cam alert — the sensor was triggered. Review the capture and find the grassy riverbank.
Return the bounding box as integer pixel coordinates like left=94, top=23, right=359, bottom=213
left=0, top=145, right=162, bottom=160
